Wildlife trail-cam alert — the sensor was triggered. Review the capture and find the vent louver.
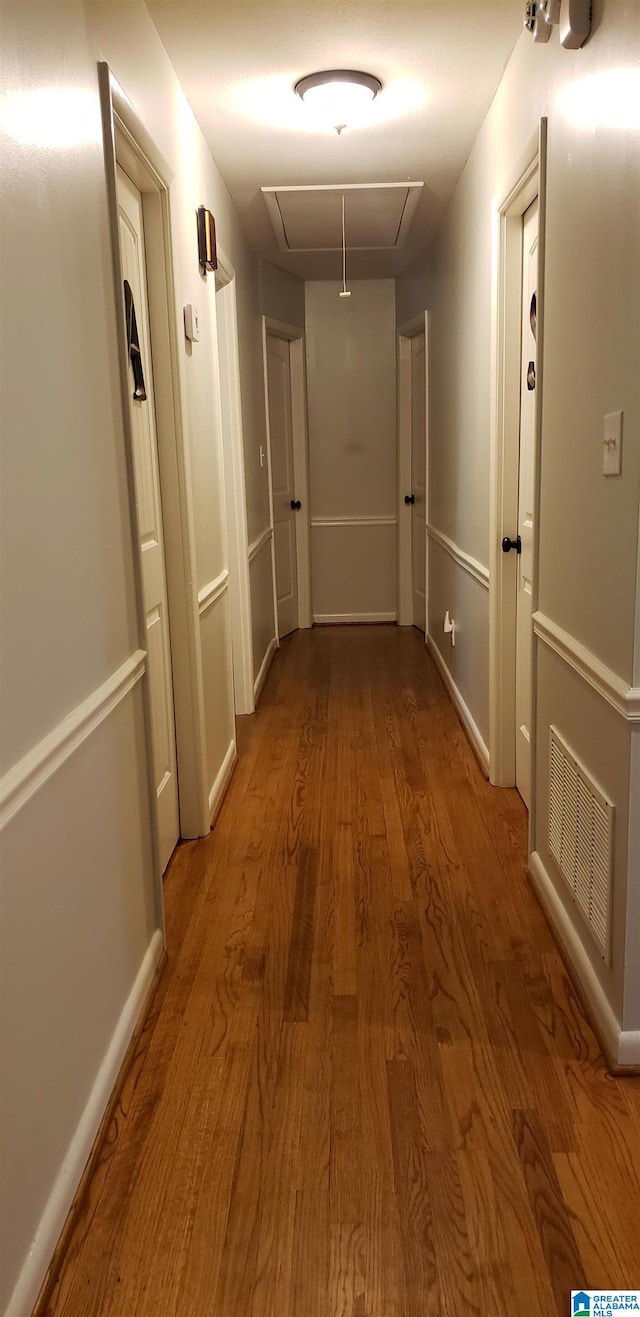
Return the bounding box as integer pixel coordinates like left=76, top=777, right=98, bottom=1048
left=548, top=726, right=614, bottom=963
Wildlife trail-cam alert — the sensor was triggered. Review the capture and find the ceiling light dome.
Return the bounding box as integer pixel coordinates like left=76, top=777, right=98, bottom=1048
left=295, top=70, right=382, bottom=134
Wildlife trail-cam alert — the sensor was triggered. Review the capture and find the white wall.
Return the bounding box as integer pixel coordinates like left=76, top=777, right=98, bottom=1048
left=249, top=530, right=277, bottom=690
left=396, top=1, right=640, bottom=1053
left=259, top=258, right=305, bottom=330
left=427, top=540, right=490, bottom=749
left=305, top=279, right=397, bottom=622
left=0, top=1, right=266, bottom=1309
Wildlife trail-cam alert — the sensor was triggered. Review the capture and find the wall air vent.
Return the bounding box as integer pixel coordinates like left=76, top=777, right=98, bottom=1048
left=548, top=726, right=614, bottom=963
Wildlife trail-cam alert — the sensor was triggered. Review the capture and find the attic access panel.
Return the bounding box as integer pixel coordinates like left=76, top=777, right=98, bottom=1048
left=261, top=182, right=423, bottom=252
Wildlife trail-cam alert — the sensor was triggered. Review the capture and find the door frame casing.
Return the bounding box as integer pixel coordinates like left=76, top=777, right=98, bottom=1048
left=489, top=118, right=547, bottom=847
left=99, top=63, right=211, bottom=855
left=397, top=312, right=429, bottom=630
left=115, top=162, right=181, bottom=871
left=215, top=252, right=255, bottom=714
left=261, top=316, right=312, bottom=635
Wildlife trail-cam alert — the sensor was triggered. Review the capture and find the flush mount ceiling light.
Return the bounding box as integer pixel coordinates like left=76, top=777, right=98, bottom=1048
left=295, top=70, right=382, bottom=134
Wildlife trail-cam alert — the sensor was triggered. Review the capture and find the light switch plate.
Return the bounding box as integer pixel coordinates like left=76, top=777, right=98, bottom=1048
left=183, top=304, right=200, bottom=342
left=603, top=411, right=623, bottom=477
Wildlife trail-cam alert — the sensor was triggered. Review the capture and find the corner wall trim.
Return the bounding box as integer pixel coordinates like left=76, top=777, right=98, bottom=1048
left=6, top=928, right=164, bottom=1317
left=0, top=650, right=147, bottom=831
left=529, top=851, right=638, bottom=1068
left=533, top=611, right=640, bottom=722
left=314, top=612, right=397, bottom=624
left=254, top=636, right=278, bottom=704
left=198, top=569, right=229, bottom=617
left=427, top=525, right=490, bottom=591
left=426, top=635, right=490, bottom=775
left=248, top=526, right=274, bottom=563
left=208, top=738, right=237, bottom=825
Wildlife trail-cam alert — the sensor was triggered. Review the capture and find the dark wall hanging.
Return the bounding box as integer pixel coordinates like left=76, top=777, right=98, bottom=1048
left=197, top=206, right=217, bottom=273
left=123, top=279, right=147, bottom=401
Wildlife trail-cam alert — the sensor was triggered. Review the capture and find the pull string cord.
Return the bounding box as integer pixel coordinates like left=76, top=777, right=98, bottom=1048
left=340, top=192, right=351, bottom=298
left=342, top=193, right=347, bottom=292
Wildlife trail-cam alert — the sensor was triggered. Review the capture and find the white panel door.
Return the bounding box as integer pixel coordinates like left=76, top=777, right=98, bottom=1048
left=410, top=330, right=427, bottom=631
left=266, top=332, right=298, bottom=638
left=117, top=165, right=179, bottom=871
left=515, top=198, right=538, bottom=809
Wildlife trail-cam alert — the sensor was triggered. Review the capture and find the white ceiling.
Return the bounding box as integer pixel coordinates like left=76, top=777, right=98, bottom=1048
left=146, top=0, right=522, bottom=279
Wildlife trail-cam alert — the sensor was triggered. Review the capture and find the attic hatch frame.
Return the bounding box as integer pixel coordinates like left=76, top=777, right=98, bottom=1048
left=261, top=181, right=423, bottom=253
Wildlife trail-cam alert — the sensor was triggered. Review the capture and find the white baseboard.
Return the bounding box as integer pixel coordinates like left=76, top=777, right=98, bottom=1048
left=426, top=636, right=490, bottom=776
left=254, top=636, right=278, bottom=704
left=529, top=851, right=639, bottom=1068
left=618, top=1030, right=640, bottom=1067
left=208, top=738, right=237, bottom=826
left=6, top=928, right=164, bottom=1317
left=313, top=612, right=397, bottom=624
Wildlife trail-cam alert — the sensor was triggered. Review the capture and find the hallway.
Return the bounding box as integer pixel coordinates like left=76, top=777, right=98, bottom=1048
left=40, top=627, right=640, bottom=1317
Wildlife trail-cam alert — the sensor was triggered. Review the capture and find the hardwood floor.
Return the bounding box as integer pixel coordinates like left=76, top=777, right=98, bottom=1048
left=40, top=626, right=640, bottom=1316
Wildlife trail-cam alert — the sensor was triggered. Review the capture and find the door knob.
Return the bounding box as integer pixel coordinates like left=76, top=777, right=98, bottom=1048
left=404, top=494, right=415, bottom=505
left=290, top=499, right=301, bottom=510
left=502, top=535, right=522, bottom=554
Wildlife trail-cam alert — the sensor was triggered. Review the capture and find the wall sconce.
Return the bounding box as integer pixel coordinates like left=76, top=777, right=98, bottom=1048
left=197, top=206, right=217, bottom=274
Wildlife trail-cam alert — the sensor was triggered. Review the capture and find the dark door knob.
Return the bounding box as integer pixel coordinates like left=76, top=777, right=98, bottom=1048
left=404, top=494, right=415, bottom=505
left=290, top=499, right=301, bottom=510
left=502, top=535, right=522, bottom=554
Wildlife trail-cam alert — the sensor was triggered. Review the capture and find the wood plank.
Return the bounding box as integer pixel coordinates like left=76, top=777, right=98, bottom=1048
left=332, top=822, right=357, bottom=997
left=330, top=996, right=363, bottom=1226
left=328, top=1222, right=366, bottom=1317
left=456, top=1149, right=522, bottom=1317
left=511, top=1108, right=586, bottom=1313
left=386, top=1058, right=441, bottom=1316
left=283, top=847, right=318, bottom=1020
left=426, top=1151, right=480, bottom=1316
left=290, top=1189, right=330, bottom=1316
